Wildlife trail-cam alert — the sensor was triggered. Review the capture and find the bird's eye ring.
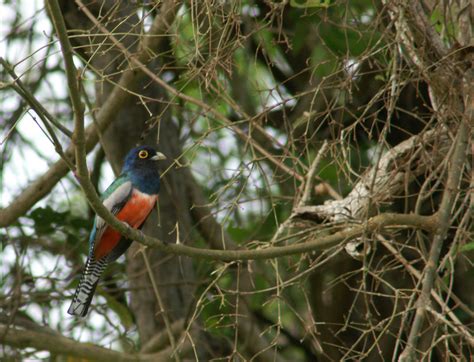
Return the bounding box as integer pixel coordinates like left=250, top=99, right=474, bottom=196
left=138, top=150, right=148, bottom=159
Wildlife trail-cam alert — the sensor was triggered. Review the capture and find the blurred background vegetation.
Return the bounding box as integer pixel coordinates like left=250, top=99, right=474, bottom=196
left=0, top=0, right=472, bottom=360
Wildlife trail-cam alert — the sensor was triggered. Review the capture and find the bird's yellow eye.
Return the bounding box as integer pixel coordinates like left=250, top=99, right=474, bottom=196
left=138, top=150, right=148, bottom=159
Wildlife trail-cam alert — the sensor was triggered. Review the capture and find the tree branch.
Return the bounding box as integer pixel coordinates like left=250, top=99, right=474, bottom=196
left=39, top=17, right=441, bottom=262
left=292, top=127, right=450, bottom=223
left=28, top=28, right=437, bottom=265
left=73, top=0, right=303, bottom=183
left=46, top=0, right=85, bottom=174
left=271, top=141, right=330, bottom=244
left=399, top=76, right=472, bottom=362
left=184, top=168, right=288, bottom=361
left=66, top=206, right=437, bottom=261
left=0, top=0, right=180, bottom=227
left=404, top=2, right=448, bottom=61
left=0, top=58, right=75, bottom=170
left=0, top=57, right=73, bottom=139
left=0, top=324, right=167, bottom=362
left=377, top=235, right=474, bottom=348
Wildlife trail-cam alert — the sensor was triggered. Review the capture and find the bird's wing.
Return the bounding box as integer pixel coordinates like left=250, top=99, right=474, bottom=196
left=88, top=175, right=133, bottom=255
left=69, top=175, right=132, bottom=317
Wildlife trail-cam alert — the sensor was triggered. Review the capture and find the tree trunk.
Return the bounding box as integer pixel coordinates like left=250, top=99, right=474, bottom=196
left=58, top=0, right=195, bottom=347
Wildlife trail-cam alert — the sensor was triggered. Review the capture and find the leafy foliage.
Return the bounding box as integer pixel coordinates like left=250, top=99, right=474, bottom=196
left=0, top=0, right=472, bottom=361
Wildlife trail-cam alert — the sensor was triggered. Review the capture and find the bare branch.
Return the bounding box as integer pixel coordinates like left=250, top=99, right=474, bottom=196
left=73, top=0, right=304, bottom=183
left=271, top=141, right=330, bottom=243
left=378, top=235, right=474, bottom=348
left=292, top=127, right=451, bottom=223
left=399, top=73, right=472, bottom=362
left=0, top=324, right=162, bottom=362
left=141, top=251, right=179, bottom=362
left=80, top=209, right=436, bottom=261
left=0, top=0, right=180, bottom=228
left=0, top=58, right=75, bottom=170
left=0, top=57, right=73, bottom=139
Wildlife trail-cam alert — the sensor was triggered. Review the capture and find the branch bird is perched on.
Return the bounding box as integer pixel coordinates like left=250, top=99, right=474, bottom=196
left=68, top=145, right=166, bottom=317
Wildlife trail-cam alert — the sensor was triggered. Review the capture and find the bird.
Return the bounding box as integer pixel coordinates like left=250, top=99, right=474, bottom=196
left=67, top=145, right=166, bottom=317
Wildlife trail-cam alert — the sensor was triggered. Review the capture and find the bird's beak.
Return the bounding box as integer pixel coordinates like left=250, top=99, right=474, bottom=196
left=150, top=151, right=167, bottom=161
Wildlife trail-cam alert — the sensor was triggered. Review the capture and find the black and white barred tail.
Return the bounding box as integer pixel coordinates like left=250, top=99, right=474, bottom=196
left=67, top=257, right=108, bottom=317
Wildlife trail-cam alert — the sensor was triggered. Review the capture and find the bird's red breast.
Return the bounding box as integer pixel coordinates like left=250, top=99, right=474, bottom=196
left=93, top=189, right=158, bottom=260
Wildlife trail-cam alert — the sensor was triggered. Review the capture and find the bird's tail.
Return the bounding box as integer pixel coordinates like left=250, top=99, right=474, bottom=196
left=67, top=257, right=107, bottom=317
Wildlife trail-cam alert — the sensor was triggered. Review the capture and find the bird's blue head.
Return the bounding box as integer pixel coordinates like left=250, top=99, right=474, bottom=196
left=122, top=145, right=166, bottom=195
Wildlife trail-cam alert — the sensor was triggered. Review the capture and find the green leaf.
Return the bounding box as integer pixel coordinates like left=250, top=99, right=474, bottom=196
left=29, top=206, right=67, bottom=235
left=99, top=288, right=134, bottom=329
left=460, top=242, right=474, bottom=253
left=290, top=0, right=330, bottom=8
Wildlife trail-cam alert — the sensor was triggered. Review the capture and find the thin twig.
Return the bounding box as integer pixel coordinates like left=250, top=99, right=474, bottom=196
left=0, top=58, right=75, bottom=170
left=298, top=141, right=330, bottom=208
left=74, top=0, right=303, bottom=183
left=378, top=235, right=474, bottom=347
left=399, top=119, right=470, bottom=361
left=0, top=57, right=73, bottom=139
left=141, top=250, right=180, bottom=362
left=0, top=0, right=180, bottom=228
left=270, top=141, right=329, bottom=244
